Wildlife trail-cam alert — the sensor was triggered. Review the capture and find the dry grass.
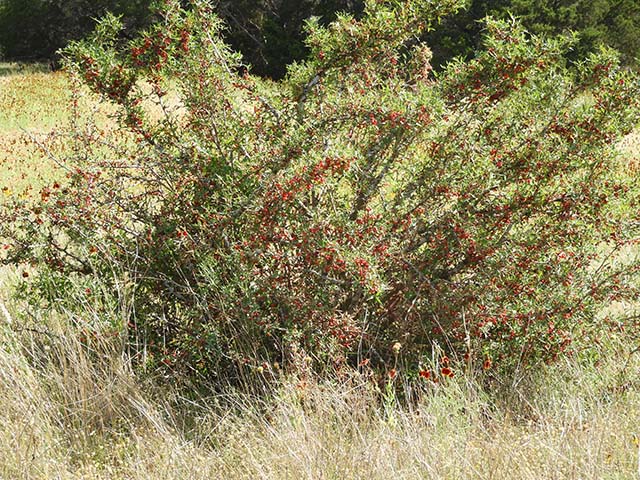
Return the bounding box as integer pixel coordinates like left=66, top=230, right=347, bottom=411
left=0, top=300, right=639, bottom=479
left=0, top=69, right=71, bottom=132
left=0, top=68, right=67, bottom=195
left=0, top=63, right=182, bottom=199
left=619, top=129, right=640, bottom=168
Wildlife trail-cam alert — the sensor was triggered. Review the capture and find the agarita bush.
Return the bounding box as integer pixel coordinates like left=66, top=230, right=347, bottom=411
left=2, top=0, right=639, bottom=384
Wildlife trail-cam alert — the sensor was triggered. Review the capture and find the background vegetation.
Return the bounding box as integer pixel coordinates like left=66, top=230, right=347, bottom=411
left=0, top=0, right=150, bottom=62
left=0, top=0, right=638, bottom=76
left=425, top=0, right=640, bottom=72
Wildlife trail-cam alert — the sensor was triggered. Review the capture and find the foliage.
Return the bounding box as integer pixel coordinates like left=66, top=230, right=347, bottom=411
left=0, top=0, right=363, bottom=75
left=2, top=0, right=638, bottom=77
left=216, top=0, right=640, bottom=76
left=424, top=0, right=640, bottom=69
left=0, top=0, right=151, bottom=61
left=214, top=0, right=365, bottom=79
left=2, top=0, right=639, bottom=385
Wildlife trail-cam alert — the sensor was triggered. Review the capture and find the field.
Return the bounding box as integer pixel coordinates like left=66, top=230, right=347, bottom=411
left=1, top=64, right=640, bottom=479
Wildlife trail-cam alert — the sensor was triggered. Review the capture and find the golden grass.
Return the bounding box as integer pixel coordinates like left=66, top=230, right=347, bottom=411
left=0, top=63, right=185, bottom=200
left=619, top=129, right=640, bottom=175
left=0, top=65, right=78, bottom=196
left=0, top=69, right=71, bottom=132
left=0, top=303, right=639, bottom=479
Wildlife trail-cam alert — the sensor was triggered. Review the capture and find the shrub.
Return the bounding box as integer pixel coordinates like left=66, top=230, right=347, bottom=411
left=2, top=0, right=639, bottom=384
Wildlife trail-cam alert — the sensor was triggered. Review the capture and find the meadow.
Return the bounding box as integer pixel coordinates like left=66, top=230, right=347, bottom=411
left=1, top=58, right=640, bottom=479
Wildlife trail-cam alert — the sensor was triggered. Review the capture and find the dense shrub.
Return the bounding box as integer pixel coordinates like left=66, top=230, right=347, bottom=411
left=2, top=0, right=639, bottom=384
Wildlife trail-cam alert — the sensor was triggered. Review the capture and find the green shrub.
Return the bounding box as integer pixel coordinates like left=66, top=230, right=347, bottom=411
left=2, top=0, right=639, bottom=385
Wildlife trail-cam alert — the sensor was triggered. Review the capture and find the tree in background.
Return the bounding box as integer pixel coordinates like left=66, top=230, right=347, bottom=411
left=0, top=0, right=48, bottom=60
left=425, top=0, right=640, bottom=69
left=1, top=0, right=637, bottom=74
left=0, top=0, right=151, bottom=61
left=0, top=0, right=362, bottom=75
left=215, top=0, right=364, bottom=78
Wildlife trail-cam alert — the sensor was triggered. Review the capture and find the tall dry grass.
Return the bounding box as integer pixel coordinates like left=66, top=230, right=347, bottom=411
left=1, top=292, right=639, bottom=479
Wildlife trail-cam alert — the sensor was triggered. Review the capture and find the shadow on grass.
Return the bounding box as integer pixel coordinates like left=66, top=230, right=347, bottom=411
left=0, top=62, right=50, bottom=77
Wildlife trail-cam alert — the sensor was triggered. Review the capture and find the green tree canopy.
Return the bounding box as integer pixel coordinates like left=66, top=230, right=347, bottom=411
left=0, top=0, right=150, bottom=61
left=0, top=0, right=638, bottom=74
left=425, top=0, right=640, bottom=69
left=214, top=0, right=364, bottom=78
